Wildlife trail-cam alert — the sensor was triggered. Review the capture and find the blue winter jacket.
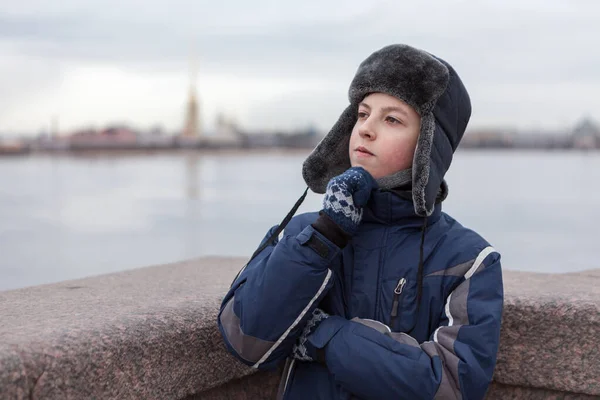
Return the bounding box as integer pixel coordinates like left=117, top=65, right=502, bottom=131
left=218, top=189, right=503, bottom=399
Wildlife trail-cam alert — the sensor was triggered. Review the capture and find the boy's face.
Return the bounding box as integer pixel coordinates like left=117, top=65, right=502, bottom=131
left=349, top=92, right=421, bottom=179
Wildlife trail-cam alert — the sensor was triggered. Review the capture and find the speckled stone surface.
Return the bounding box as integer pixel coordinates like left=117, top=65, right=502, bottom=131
left=0, top=257, right=257, bottom=400
left=185, top=369, right=280, bottom=400
left=486, top=383, right=600, bottom=400
left=1, top=258, right=599, bottom=399
left=495, top=269, right=600, bottom=396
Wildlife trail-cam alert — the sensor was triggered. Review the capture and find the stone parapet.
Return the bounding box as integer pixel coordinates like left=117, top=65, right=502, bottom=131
left=0, top=257, right=598, bottom=399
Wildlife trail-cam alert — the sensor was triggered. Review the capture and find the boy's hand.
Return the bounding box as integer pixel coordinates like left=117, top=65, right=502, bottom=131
left=292, top=308, right=329, bottom=363
left=322, top=167, right=378, bottom=236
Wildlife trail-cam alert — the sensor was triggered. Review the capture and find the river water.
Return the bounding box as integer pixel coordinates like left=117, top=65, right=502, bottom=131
left=1, top=150, right=598, bottom=291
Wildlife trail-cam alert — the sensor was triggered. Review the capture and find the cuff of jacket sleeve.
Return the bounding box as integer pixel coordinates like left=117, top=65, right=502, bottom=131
left=312, top=211, right=351, bottom=249
left=306, top=316, right=347, bottom=363
left=296, top=225, right=342, bottom=262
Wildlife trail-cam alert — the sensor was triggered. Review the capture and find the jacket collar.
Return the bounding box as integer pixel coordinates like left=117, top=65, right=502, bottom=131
left=362, top=188, right=442, bottom=228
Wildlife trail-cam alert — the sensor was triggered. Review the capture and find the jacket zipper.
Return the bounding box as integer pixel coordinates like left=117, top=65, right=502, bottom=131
left=389, top=278, right=406, bottom=328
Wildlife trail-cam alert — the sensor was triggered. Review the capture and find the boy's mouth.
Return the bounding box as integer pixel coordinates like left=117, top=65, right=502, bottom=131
left=355, top=146, right=374, bottom=156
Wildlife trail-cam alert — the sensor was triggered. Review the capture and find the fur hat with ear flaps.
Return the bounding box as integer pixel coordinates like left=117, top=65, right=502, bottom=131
left=302, top=44, right=472, bottom=217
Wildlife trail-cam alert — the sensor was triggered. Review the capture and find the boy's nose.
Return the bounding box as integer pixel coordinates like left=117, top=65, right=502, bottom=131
left=359, top=119, right=376, bottom=140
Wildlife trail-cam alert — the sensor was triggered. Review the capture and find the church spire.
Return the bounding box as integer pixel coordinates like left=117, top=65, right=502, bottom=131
left=183, top=51, right=201, bottom=138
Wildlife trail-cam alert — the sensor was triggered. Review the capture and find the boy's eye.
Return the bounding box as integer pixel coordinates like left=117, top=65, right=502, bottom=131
left=386, top=116, right=402, bottom=125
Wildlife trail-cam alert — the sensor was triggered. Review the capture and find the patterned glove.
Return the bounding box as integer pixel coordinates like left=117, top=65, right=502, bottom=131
left=292, top=308, right=330, bottom=362
left=322, top=167, right=378, bottom=236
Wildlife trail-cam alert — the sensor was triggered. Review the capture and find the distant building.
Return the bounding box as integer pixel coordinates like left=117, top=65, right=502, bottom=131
left=238, top=126, right=321, bottom=149
left=182, top=58, right=202, bottom=139
left=571, top=117, right=600, bottom=149
left=462, top=126, right=575, bottom=150
left=0, top=138, right=30, bottom=155
left=68, top=126, right=138, bottom=149
left=208, top=113, right=241, bottom=146
left=461, top=128, right=516, bottom=149
left=182, top=85, right=201, bottom=139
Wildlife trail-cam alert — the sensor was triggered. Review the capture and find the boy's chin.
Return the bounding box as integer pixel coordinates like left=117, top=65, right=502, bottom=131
left=350, top=162, right=378, bottom=179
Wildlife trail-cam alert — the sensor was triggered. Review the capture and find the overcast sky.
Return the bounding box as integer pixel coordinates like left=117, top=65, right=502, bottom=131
left=1, top=0, right=599, bottom=136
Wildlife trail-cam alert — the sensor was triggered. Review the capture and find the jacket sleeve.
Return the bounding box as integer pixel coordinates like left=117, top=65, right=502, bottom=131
left=217, top=222, right=342, bottom=370
left=307, top=247, right=503, bottom=400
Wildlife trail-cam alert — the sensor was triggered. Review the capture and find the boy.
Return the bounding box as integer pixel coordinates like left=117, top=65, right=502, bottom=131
left=218, top=44, right=503, bottom=400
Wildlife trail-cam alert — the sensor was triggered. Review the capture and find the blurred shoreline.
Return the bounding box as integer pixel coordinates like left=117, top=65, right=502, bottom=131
left=2, top=146, right=599, bottom=160
left=2, top=116, right=600, bottom=157
left=0, top=147, right=316, bottom=159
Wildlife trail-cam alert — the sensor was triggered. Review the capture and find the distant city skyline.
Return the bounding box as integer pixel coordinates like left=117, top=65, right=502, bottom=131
left=1, top=0, right=599, bottom=136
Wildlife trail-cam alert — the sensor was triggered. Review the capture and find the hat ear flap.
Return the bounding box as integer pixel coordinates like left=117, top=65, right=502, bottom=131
left=412, top=112, right=453, bottom=216
left=303, top=105, right=356, bottom=193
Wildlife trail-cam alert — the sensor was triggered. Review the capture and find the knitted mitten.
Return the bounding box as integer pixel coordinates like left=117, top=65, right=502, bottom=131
left=292, top=308, right=330, bottom=362
left=322, top=167, right=378, bottom=235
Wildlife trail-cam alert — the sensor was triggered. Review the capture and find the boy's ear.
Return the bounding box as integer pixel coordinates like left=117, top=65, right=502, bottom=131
left=302, top=105, right=355, bottom=194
